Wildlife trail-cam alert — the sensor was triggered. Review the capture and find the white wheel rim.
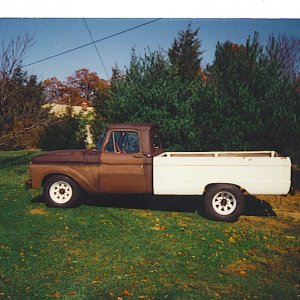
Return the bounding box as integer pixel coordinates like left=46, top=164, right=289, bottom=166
left=49, top=181, right=73, bottom=204
left=212, top=191, right=237, bottom=216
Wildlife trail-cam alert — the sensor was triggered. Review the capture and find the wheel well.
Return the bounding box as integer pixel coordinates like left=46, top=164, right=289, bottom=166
left=205, top=183, right=244, bottom=193
left=42, top=173, right=78, bottom=187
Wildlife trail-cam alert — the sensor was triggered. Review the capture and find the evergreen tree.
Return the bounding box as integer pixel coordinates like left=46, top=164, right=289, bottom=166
left=108, top=49, right=196, bottom=150
left=204, top=32, right=300, bottom=159
left=168, top=24, right=204, bottom=81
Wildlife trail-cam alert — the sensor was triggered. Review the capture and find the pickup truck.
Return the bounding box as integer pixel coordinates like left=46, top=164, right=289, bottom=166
left=26, top=123, right=292, bottom=222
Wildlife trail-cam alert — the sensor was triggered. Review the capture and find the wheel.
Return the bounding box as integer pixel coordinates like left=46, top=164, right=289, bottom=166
left=204, top=184, right=245, bottom=222
left=43, top=175, right=81, bottom=208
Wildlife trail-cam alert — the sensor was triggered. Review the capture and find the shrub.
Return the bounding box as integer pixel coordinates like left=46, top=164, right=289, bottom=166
left=39, top=113, right=86, bottom=151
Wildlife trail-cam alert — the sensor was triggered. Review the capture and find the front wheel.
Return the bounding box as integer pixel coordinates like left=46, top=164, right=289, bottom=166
left=43, top=175, right=81, bottom=208
left=204, top=184, right=245, bottom=222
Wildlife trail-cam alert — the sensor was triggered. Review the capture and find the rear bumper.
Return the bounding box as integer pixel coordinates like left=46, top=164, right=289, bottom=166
left=25, top=179, right=32, bottom=190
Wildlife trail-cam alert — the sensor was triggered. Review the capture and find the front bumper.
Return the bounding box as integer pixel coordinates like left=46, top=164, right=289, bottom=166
left=25, top=179, right=32, bottom=190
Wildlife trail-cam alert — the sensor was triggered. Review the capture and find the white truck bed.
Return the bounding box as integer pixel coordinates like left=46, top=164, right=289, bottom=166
left=153, top=151, right=291, bottom=196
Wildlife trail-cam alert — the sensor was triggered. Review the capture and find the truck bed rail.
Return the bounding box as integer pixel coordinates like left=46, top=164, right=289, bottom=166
left=158, top=151, right=278, bottom=158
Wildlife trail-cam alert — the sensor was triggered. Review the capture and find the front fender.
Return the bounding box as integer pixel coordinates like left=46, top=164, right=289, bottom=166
left=29, top=163, right=98, bottom=193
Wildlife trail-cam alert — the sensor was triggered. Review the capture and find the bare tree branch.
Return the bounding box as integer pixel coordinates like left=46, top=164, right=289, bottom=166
left=267, top=33, right=300, bottom=79
left=0, top=34, right=48, bottom=150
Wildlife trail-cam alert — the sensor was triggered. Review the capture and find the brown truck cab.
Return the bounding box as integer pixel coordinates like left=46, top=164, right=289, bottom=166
left=27, top=123, right=163, bottom=208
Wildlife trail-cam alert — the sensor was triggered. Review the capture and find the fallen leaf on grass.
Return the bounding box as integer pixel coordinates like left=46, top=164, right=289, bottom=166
left=228, top=236, right=236, bottom=243
left=68, top=291, right=77, bottom=295
left=122, top=289, right=132, bottom=296
left=150, top=225, right=167, bottom=231
left=127, top=272, right=138, bottom=276
left=98, top=220, right=110, bottom=224
left=92, top=278, right=102, bottom=284
left=284, top=235, right=296, bottom=239
left=239, top=270, right=247, bottom=276
left=50, top=291, right=61, bottom=298
left=131, top=280, right=138, bottom=287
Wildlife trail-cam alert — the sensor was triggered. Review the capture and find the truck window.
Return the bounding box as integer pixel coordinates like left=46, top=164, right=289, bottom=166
left=105, top=131, right=140, bottom=154
left=94, top=131, right=106, bottom=151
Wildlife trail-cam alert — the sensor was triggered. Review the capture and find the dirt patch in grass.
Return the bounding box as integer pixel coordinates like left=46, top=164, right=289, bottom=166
left=265, top=244, right=300, bottom=256
left=240, top=192, right=300, bottom=235
left=176, top=216, right=194, bottom=227
left=29, top=207, right=49, bottom=216
left=221, top=259, right=258, bottom=275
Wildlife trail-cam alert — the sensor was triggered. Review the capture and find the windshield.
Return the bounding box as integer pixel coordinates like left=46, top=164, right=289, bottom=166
left=94, top=131, right=106, bottom=151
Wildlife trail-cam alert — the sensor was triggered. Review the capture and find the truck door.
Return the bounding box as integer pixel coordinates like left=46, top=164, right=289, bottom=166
left=99, top=130, right=148, bottom=193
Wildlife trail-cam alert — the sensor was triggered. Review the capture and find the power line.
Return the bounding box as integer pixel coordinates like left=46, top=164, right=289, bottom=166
left=22, top=18, right=162, bottom=69
left=83, top=18, right=109, bottom=79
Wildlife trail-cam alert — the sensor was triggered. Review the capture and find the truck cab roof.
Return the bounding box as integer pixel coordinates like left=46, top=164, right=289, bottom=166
left=107, top=123, right=157, bottom=131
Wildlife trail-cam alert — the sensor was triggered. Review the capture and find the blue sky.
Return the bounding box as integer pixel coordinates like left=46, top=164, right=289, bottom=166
left=0, top=18, right=299, bottom=81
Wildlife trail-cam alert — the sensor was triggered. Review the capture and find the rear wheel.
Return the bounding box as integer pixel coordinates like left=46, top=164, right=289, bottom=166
left=204, top=184, right=245, bottom=222
left=44, top=175, right=81, bottom=208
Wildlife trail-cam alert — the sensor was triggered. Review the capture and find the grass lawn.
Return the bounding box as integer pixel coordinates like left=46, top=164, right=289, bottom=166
left=0, top=150, right=299, bottom=299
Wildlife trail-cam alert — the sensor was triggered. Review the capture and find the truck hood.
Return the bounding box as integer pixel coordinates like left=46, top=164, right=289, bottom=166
left=31, top=149, right=89, bottom=163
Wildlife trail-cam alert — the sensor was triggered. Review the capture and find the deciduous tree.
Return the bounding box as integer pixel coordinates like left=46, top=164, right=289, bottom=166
left=43, top=77, right=66, bottom=103
left=267, top=33, right=300, bottom=80
left=44, top=68, right=109, bottom=106
left=0, top=34, right=49, bottom=149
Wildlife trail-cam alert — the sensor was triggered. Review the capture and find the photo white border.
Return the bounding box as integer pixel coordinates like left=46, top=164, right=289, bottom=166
left=1, top=0, right=299, bottom=18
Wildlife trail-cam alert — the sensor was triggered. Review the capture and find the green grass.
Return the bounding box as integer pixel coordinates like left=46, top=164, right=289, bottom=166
left=0, top=150, right=299, bottom=299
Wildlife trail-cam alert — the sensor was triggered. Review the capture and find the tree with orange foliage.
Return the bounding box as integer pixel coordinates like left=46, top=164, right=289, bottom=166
left=44, top=68, right=109, bottom=106
left=43, top=76, right=67, bottom=103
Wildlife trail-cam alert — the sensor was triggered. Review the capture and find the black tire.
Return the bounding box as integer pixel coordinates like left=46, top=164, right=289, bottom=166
left=43, top=175, right=81, bottom=208
left=204, top=184, right=245, bottom=222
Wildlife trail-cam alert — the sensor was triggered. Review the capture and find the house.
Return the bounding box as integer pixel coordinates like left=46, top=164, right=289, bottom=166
left=46, top=102, right=94, bottom=116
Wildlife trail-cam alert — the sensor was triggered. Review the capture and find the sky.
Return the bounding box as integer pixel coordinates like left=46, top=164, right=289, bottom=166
left=0, top=18, right=299, bottom=82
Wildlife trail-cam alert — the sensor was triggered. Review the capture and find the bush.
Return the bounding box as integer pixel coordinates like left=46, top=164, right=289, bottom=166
left=39, top=113, right=86, bottom=151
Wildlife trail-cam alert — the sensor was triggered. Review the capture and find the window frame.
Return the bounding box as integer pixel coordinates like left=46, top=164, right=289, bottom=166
left=104, top=130, right=142, bottom=154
